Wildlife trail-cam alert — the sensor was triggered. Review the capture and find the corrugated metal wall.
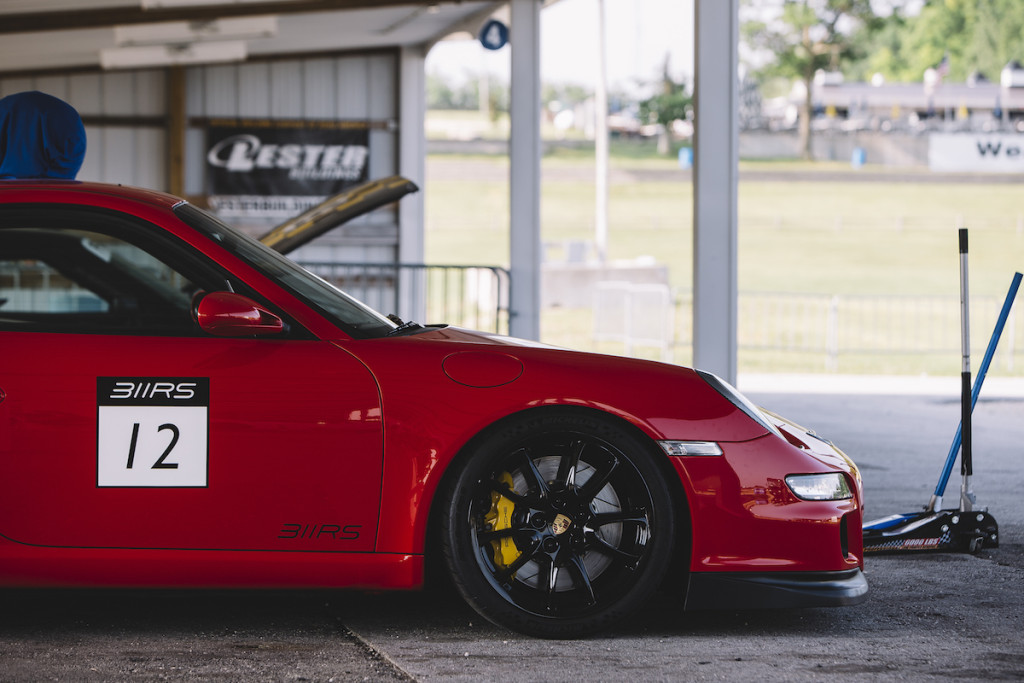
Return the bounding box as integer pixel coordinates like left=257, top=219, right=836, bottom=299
left=1, top=50, right=400, bottom=265
left=0, top=70, right=167, bottom=189
left=185, top=52, right=400, bottom=265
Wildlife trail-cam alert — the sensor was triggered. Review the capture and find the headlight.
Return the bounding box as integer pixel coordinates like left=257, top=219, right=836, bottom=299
left=785, top=473, right=853, bottom=501
left=658, top=441, right=723, bottom=457
left=696, top=370, right=783, bottom=438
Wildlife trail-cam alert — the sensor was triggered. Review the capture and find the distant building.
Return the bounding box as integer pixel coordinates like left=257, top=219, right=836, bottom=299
left=799, top=61, right=1024, bottom=133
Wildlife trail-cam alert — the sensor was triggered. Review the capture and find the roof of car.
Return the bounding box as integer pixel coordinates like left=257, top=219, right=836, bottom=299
left=0, top=179, right=183, bottom=211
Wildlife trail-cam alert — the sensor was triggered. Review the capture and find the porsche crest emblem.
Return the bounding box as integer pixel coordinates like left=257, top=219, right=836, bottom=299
left=551, top=514, right=573, bottom=536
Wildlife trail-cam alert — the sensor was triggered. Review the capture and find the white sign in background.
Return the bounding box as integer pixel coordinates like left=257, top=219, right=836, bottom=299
left=929, top=133, right=1024, bottom=173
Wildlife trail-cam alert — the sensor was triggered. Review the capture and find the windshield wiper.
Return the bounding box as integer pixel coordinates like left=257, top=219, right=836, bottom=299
left=386, top=314, right=424, bottom=336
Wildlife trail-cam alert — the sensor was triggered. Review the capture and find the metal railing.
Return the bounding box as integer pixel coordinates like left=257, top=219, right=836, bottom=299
left=299, top=262, right=511, bottom=334
left=592, top=282, right=675, bottom=362
left=736, top=291, right=1020, bottom=372
left=594, top=287, right=1023, bottom=373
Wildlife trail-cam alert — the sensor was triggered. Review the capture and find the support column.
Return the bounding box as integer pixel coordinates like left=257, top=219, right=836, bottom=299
left=692, top=0, right=739, bottom=384
left=508, top=0, right=542, bottom=340
left=399, top=44, right=428, bottom=323
left=166, top=66, right=186, bottom=197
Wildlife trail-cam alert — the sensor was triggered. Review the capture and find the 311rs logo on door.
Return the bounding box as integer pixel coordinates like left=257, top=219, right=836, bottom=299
left=96, top=377, right=209, bottom=487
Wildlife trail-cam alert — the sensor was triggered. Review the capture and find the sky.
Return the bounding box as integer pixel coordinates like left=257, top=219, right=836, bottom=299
left=425, top=0, right=926, bottom=96
left=426, top=0, right=695, bottom=96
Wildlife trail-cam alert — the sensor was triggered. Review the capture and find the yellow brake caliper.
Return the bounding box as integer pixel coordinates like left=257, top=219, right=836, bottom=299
left=484, top=472, right=522, bottom=570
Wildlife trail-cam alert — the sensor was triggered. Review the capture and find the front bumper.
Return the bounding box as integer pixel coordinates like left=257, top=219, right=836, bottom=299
left=668, top=434, right=865, bottom=574
left=683, top=568, right=868, bottom=610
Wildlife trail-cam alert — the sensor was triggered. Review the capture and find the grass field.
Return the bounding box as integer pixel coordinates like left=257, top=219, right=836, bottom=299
left=423, top=144, right=1024, bottom=375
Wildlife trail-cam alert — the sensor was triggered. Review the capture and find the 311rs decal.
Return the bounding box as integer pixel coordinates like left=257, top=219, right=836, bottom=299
left=97, top=377, right=209, bottom=487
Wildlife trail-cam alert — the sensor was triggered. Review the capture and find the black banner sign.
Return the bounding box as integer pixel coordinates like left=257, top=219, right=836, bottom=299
left=97, top=377, right=210, bottom=407
left=205, top=119, right=370, bottom=218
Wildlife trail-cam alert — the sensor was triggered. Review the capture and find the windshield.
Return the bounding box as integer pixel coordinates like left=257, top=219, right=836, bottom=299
left=174, top=202, right=397, bottom=339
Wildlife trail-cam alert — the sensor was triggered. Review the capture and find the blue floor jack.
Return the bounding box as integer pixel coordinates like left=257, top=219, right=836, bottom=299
left=863, top=230, right=1019, bottom=554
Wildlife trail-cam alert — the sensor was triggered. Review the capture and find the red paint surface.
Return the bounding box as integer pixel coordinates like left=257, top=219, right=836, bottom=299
left=0, top=181, right=864, bottom=593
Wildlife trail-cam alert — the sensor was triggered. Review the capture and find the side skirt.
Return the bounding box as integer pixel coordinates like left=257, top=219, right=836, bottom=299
left=0, top=543, right=423, bottom=590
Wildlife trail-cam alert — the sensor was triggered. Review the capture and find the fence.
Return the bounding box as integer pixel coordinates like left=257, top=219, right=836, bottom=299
left=592, top=282, right=675, bottom=362
left=299, top=262, right=511, bottom=334
left=593, top=286, right=1024, bottom=374
left=737, top=291, right=1022, bottom=372
left=677, top=290, right=1021, bottom=374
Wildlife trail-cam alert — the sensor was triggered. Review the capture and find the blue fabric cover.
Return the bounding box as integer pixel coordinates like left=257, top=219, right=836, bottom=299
left=0, top=91, right=86, bottom=179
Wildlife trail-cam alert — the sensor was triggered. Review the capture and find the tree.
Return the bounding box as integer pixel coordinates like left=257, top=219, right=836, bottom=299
left=742, top=0, right=879, bottom=160
left=969, top=0, right=1024, bottom=79
left=638, top=57, right=691, bottom=154
left=891, top=0, right=972, bottom=82
left=851, top=0, right=1024, bottom=85
left=844, top=8, right=912, bottom=82
left=426, top=72, right=509, bottom=112
left=542, top=82, right=591, bottom=111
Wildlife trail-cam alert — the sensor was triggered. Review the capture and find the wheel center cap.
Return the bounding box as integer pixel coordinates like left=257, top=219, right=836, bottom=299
left=551, top=513, right=573, bottom=536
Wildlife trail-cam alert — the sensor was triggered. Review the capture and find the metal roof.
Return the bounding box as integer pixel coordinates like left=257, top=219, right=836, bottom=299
left=0, top=1, right=503, bottom=75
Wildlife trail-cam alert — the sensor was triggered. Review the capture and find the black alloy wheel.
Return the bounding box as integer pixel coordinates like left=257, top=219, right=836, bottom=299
left=440, top=410, right=676, bottom=638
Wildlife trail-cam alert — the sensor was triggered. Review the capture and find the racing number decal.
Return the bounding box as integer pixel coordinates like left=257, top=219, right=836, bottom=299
left=97, top=377, right=209, bottom=487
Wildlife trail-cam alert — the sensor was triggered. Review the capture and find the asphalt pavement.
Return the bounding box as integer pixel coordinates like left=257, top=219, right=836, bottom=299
left=1, top=376, right=1022, bottom=681
left=339, top=377, right=1024, bottom=682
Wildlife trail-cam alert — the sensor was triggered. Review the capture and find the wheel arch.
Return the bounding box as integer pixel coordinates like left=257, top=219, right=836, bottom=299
left=422, top=403, right=693, bottom=593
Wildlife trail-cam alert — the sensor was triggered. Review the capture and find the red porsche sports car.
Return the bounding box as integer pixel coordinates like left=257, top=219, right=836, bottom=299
left=0, top=180, right=866, bottom=638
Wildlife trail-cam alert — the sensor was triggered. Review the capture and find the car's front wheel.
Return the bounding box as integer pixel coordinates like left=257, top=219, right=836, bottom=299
left=439, top=410, right=676, bottom=638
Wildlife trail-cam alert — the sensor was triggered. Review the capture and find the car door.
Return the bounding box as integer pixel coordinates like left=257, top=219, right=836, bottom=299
left=0, top=206, right=383, bottom=553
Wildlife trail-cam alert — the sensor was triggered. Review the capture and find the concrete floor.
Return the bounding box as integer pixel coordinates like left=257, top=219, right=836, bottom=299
left=339, top=382, right=1024, bottom=682
left=1, top=379, right=1021, bottom=681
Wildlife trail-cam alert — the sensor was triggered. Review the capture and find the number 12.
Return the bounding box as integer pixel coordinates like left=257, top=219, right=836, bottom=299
left=126, top=422, right=180, bottom=469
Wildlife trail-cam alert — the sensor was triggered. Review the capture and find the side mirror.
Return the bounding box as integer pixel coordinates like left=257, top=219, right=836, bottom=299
left=194, top=291, right=287, bottom=338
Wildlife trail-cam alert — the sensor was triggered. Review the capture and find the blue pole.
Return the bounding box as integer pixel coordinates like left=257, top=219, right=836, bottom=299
left=932, top=271, right=1022, bottom=505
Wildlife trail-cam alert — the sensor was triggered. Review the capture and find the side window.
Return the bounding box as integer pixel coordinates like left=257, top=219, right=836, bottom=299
left=1, top=257, right=107, bottom=313
left=0, top=225, right=202, bottom=336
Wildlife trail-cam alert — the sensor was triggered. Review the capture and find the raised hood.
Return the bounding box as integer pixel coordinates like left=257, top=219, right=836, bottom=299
left=258, top=175, right=418, bottom=255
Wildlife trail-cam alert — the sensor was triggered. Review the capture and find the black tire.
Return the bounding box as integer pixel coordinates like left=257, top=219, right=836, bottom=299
left=439, top=409, right=676, bottom=638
